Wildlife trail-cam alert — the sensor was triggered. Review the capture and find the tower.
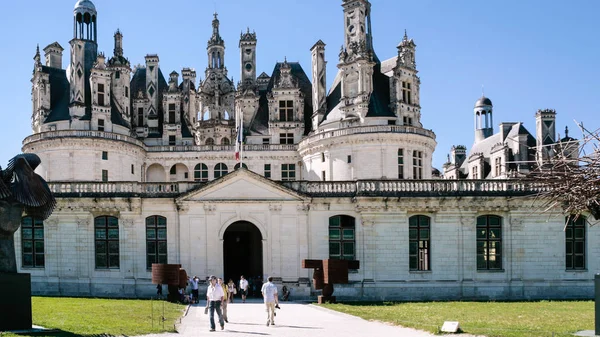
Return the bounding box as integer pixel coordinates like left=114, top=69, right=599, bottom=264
left=311, top=40, right=326, bottom=132
left=69, top=0, right=98, bottom=120
left=474, top=96, right=493, bottom=142
left=107, top=29, right=132, bottom=125
left=208, top=13, right=225, bottom=70
left=338, top=0, right=375, bottom=123
left=43, top=42, right=64, bottom=69
left=239, top=28, right=257, bottom=87
left=393, top=31, right=422, bottom=127
left=535, top=108, right=557, bottom=164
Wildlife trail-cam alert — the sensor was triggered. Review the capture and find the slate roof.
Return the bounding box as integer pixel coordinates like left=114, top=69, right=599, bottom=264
left=130, top=67, right=168, bottom=138
left=41, top=66, right=70, bottom=123
left=251, top=62, right=313, bottom=135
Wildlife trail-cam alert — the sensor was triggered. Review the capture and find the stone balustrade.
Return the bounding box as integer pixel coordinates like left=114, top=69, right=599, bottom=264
left=46, top=179, right=545, bottom=198
left=300, top=125, right=436, bottom=147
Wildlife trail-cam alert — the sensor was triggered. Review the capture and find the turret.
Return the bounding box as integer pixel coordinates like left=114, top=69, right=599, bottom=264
left=207, top=13, right=225, bottom=69
left=239, top=28, right=257, bottom=87
left=310, top=40, right=326, bottom=132
left=393, top=30, right=422, bottom=127
left=145, top=54, right=160, bottom=135
left=107, top=29, right=132, bottom=124
left=474, top=95, right=493, bottom=142
left=90, top=53, right=113, bottom=132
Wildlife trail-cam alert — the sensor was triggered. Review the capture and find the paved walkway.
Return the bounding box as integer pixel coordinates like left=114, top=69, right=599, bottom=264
left=149, top=299, right=440, bottom=337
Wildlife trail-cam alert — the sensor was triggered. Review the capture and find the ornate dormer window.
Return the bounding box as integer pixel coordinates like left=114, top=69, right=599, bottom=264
left=279, top=100, right=294, bottom=121
left=97, top=83, right=105, bottom=106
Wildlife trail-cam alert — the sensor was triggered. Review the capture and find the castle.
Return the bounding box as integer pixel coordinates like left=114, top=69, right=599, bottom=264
left=18, top=0, right=593, bottom=300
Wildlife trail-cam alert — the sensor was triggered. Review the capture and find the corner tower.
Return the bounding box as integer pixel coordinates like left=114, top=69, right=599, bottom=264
left=393, top=31, right=422, bottom=127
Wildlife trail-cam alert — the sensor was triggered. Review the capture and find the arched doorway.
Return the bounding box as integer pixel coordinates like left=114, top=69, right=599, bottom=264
left=223, top=221, right=263, bottom=297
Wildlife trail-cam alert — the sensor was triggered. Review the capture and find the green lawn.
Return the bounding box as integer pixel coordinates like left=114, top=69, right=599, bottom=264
left=6, top=297, right=185, bottom=337
left=322, top=301, right=593, bottom=337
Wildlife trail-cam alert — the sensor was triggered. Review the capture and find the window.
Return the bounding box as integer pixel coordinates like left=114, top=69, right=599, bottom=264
left=280, top=133, right=294, bottom=144
left=115, top=71, right=120, bottom=79
left=221, top=138, right=230, bottom=145
left=412, top=150, right=422, bottom=179
left=206, top=138, right=215, bottom=145
left=322, top=171, right=326, bottom=181
left=409, top=215, right=430, bottom=271
left=98, top=83, right=105, bottom=106
left=168, top=103, right=176, bottom=124
left=279, top=100, right=294, bottom=121
left=169, top=165, right=176, bottom=175
left=281, top=163, right=296, bottom=181
left=494, top=157, right=501, bottom=177
left=402, top=81, right=411, bottom=104
left=264, top=164, right=271, bottom=178
left=477, top=215, right=502, bottom=270
left=169, top=135, right=176, bottom=145
left=321, top=153, right=325, bottom=162
left=146, top=215, right=167, bottom=269
left=131, top=164, right=134, bottom=174
left=472, top=166, right=479, bottom=179
left=262, top=138, right=270, bottom=145
left=566, top=216, right=586, bottom=270
left=98, top=119, right=105, bottom=131
left=398, top=149, right=404, bottom=179
left=329, top=215, right=355, bottom=260
left=137, top=108, right=144, bottom=126
left=102, top=169, right=108, bottom=182
left=94, top=216, right=119, bottom=269
left=347, top=155, right=352, bottom=164
left=214, top=163, right=228, bottom=179
left=194, top=163, right=209, bottom=182
left=21, top=216, right=44, bottom=268
left=125, top=87, right=129, bottom=98
left=102, top=151, right=108, bottom=160
left=403, top=116, right=413, bottom=126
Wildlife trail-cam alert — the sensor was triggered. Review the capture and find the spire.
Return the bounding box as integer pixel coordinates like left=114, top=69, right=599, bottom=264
left=114, top=29, right=123, bottom=57
left=34, top=44, right=41, bottom=65
left=565, top=126, right=569, bottom=138
left=404, top=29, right=408, bottom=41
left=208, top=12, right=224, bottom=47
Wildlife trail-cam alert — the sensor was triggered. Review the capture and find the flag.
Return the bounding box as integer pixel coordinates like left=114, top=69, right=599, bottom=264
left=235, top=113, right=243, bottom=161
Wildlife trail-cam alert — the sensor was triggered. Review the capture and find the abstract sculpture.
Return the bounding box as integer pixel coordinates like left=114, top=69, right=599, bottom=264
left=0, top=153, right=55, bottom=330
left=302, top=259, right=359, bottom=303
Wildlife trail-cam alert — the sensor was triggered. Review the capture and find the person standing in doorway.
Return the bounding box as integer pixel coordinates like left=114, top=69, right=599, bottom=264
left=189, top=275, right=200, bottom=304
left=239, top=275, right=249, bottom=303
left=206, top=275, right=225, bottom=331
left=261, top=276, right=279, bottom=326
left=218, top=278, right=229, bottom=323
left=227, top=279, right=236, bottom=303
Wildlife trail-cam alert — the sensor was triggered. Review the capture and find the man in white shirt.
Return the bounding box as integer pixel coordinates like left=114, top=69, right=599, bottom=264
left=188, top=276, right=200, bottom=304
left=261, top=276, right=279, bottom=326
left=239, top=275, right=249, bottom=303
left=206, top=275, right=225, bottom=331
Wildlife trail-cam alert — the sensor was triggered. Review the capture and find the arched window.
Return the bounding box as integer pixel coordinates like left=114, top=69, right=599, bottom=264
left=329, top=215, right=355, bottom=260
left=169, top=165, right=177, bottom=175
left=206, top=138, right=215, bottom=145
left=214, top=163, right=228, bottom=179
left=476, top=215, right=502, bottom=270
left=94, top=216, right=119, bottom=269
left=566, top=216, right=586, bottom=270
left=409, top=215, right=430, bottom=271
left=221, top=138, right=230, bottom=145
left=21, top=216, right=45, bottom=268
left=234, top=163, right=248, bottom=170
left=146, top=216, right=167, bottom=269
left=194, top=163, right=209, bottom=182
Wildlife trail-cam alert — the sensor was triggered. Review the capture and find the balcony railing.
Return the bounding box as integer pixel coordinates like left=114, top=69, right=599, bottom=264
left=46, top=179, right=545, bottom=198
left=23, top=130, right=145, bottom=147
left=300, top=125, right=436, bottom=147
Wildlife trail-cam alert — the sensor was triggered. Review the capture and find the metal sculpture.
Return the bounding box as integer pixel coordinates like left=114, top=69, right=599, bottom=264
left=0, top=153, right=55, bottom=331
left=302, top=259, right=359, bottom=303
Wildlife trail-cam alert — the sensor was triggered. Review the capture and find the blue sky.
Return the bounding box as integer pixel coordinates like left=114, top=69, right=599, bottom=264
left=0, top=0, right=598, bottom=170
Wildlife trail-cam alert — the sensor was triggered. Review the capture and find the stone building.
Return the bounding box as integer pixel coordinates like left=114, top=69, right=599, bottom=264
left=18, top=0, right=595, bottom=300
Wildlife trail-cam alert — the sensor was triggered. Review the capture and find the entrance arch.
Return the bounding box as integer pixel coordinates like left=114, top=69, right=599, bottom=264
left=223, top=221, right=263, bottom=297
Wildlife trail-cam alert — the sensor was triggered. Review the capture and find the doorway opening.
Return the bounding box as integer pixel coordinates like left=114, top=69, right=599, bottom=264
left=223, top=221, right=263, bottom=297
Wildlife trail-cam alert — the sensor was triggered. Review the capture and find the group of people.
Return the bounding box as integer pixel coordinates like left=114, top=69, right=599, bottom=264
left=200, top=274, right=280, bottom=331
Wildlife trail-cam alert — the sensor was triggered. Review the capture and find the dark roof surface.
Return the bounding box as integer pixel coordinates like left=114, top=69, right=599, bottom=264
left=475, top=96, right=493, bottom=107
left=42, top=66, right=70, bottom=123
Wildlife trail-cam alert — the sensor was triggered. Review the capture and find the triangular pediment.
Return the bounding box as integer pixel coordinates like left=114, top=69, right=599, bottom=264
left=177, top=168, right=307, bottom=202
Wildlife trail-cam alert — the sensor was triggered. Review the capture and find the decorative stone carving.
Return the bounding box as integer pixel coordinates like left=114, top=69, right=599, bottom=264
left=121, top=219, right=134, bottom=228
left=203, top=203, right=217, bottom=214
left=76, top=217, right=89, bottom=229
left=269, top=204, right=282, bottom=212
left=45, top=218, right=59, bottom=230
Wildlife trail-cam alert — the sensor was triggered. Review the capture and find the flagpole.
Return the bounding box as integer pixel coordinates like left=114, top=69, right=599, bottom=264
left=240, top=111, right=244, bottom=168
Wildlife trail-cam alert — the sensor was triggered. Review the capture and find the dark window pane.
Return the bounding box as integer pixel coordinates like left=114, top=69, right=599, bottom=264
left=147, top=242, right=157, bottom=255
left=108, top=241, right=119, bottom=254
left=34, top=228, right=44, bottom=239
left=420, top=229, right=429, bottom=240
left=566, top=255, right=572, bottom=269
left=477, top=229, right=487, bottom=239
left=477, top=255, right=487, bottom=269
left=489, top=216, right=500, bottom=226
left=108, top=228, right=119, bottom=239
left=23, top=254, right=33, bottom=267
left=157, top=217, right=167, bottom=227
left=35, top=254, right=45, bottom=267
left=146, top=217, right=155, bottom=227
left=343, top=242, right=354, bottom=256
left=489, top=228, right=501, bottom=239
left=409, top=216, right=417, bottom=227
left=23, top=241, right=33, bottom=253
left=95, top=229, right=106, bottom=239
left=409, top=242, right=417, bottom=255
left=22, top=217, right=33, bottom=227
left=158, top=255, right=168, bottom=264
left=157, top=229, right=167, bottom=240
left=22, top=228, right=33, bottom=240
left=96, top=255, right=107, bottom=268
left=565, top=228, right=573, bottom=239
left=575, top=228, right=585, bottom=239
left=329, top=229, right=340, bottom=240
left=574, top=256, right=585, bottom=269
left=409, top=256, right=417, bottom=270
left=329, top=242, right=340, bottom=255
left=342, top=229, right=354, bottom=240
left=96, top=241, right=107, bottom=254
left=476, top=217, right=486, bottom=227
left=94, top=218, right=105, bottom=227
left=158, top=241, right=167, bottom=254
left=34, top=241, right=44, bottom=252
left=108, top=217, right=118, bottom=227
left=566, top=241, right=573, bottom=254
left=147, top=229, right=156, bottom=239
left=329, top=217, right=340, bottom=227
left=574, top=242, right=584, bottom=254
left=409, top=229, right=417, bottom=240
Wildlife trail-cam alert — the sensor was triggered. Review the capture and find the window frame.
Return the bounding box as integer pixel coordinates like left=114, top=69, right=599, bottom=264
left=264, top=164, right=271, bottom=178
left=409, top=215, right=430, bottom=271
left=398, top=149, right=404, bottom=179
left=279, top=133, right=294, bottom=145
left=412, top=150, right=422, bottom=179
left=279, top=100, right=294, bottom=122
left=146, top=215, right=167, bottom=270
left=214, top=163, right=228, bottom=179
left=281, top=163, right=296, bottom=181
left=328, top=215, right=356, bottom=260
left=566, top=216, right=586, bottom=270
left=194, top=163, right=209, bottom=182
left=476, top=215, right=503, bottom=271
left=21, top=216, right=45, bottom=268
left=94, top=216, right=120, bottom=269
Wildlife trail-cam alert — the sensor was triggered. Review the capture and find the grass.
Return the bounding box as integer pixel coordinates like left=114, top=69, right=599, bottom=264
left=321, top=300, right=593, bottom=337
left=3, top=297, right=186, bottom=337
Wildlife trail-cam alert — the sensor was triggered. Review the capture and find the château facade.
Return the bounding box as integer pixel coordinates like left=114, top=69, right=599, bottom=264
left=17, top=0, right=595, bottom=300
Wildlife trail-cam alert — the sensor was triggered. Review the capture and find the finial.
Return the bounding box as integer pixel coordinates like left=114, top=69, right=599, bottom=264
left=481, top=84, right=485, bottom=97
left=403, top=29, right=408, bottom=40
left=565, top=126, right=569, bottom=138
left=284, top=56, right=287, bottom=63
left=34, top=44, right=41, bottom=63
left=213, top=12, right=218, bottom=20
left=247, top=27, right=250, bottom=33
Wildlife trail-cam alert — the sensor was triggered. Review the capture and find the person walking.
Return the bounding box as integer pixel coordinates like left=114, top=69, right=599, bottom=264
left=261, top=276, right=279, bottom=326
left=218, top=278, right=229, bottom=323
left=239, top=275, right=249, bottom=303
left=227, top=279, right=236, bottom=303
left=206, top=275, right=225, bottom=331
left=188, top=275, right=200, bottom=304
